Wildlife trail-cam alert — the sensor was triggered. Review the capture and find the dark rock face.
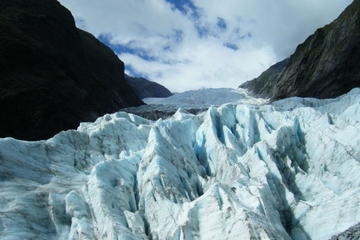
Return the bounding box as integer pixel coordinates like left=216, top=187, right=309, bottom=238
left=330, top=223, right=360, bottom=240
left=0, top=0, right=143, bottom=140
left=240, top=0, right=360, bottom=100
left=240, top=59, right=289, bottom=98
left=125, top=75, right=173, bottom=99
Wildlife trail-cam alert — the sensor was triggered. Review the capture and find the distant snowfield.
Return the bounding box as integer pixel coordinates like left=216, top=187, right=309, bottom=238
left=144, top=88, right=268, bottom=107
left=1, top=89, right=360, bottom=240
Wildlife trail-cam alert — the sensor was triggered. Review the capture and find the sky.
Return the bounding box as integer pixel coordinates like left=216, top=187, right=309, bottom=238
left=59, top=0, right=352, bottom=92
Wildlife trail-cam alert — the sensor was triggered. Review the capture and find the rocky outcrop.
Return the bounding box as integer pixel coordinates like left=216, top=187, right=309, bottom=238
left=330, top=223, right=360, bottom=240
left=240, top=0, right=360, bottom=100
left=0, top=0, right=143, bottom=140
left=240, top=59, right=289, bottom=98
left=125, top=75, right=172, bottom=99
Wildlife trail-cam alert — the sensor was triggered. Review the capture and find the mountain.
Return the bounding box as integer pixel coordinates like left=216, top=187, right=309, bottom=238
left=1, top=88, right=360, bottom=240
left=240, top=0, right=360, bottom=100
left=125, top=75, right=172, bottom=99
left=0, top=0, right=143, bottom=141
left=240, top=59, right=289, bottom=98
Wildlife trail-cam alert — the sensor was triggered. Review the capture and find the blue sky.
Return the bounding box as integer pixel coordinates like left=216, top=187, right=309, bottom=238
left=60, top=0, right=351, bottom=92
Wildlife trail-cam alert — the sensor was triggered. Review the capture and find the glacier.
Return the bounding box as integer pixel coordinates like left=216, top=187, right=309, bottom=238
left=143, top=88, right=267, bottom=107
left=1, top=89, right=360, bottom=240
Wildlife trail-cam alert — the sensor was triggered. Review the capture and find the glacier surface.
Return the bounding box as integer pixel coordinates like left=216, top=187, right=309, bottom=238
left=1, top=89, right=360, bottom=240
left=143, top=88, right=267, bottom=107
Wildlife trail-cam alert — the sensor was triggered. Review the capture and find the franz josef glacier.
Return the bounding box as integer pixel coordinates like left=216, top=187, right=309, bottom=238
left=1, top=89, right=360, bottom=240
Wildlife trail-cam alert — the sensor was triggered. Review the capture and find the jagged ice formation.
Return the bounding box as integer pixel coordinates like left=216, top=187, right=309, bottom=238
left=1, top=89, right=360, bottom=240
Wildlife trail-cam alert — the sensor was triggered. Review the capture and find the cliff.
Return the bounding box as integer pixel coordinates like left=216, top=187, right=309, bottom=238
left=0, top=0, right=143, bottom=140
left=240, top=0, right=360, bottom=100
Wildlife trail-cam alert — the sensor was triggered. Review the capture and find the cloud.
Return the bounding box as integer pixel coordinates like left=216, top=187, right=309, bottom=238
left=59, top=0, right=352, bottom=92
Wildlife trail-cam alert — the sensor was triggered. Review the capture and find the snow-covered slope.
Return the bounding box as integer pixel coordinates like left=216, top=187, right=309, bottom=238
left=144, top=88, right=267, bottom=107
left=1, top=89, right=360, bottom=240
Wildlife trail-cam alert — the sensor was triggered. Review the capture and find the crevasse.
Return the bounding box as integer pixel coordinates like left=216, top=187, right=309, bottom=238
left=1, top=89, right=360, bottom=240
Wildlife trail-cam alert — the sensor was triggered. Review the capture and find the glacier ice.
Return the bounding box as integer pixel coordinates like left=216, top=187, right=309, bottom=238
left=1, top=89, right=360, bottom=240
left=143, top=88, right=267, bottom=107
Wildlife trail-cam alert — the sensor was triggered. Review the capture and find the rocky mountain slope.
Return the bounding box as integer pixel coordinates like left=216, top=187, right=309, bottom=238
left=240, top=59, right=289, bottom=98
left=240, top=0, right=360, bottom=100
left=1, top=88, right=359, bottom=240
left=125, top=75, right=172, bottom=99
left=0, top=0, right=143, bottom=141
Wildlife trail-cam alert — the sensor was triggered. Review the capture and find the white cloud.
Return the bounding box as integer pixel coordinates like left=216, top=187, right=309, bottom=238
left=59, top=0, right=352, bottom=92
left=194, top=0, right=352, bottom=58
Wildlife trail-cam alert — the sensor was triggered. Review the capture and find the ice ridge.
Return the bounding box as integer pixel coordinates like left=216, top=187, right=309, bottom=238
left=0, top=89, right=360, bottom=240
